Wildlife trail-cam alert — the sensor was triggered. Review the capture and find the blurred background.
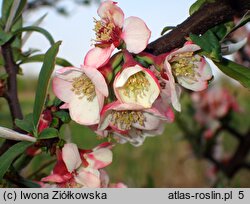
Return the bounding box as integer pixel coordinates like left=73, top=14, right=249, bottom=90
left=0, top=0, right=249, bottom=187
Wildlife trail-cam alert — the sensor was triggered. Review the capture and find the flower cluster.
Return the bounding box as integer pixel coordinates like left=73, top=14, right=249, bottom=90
left=41, top=142, right=126, bottom=188
left=53, top=1, right=213, bottom=146
left=191, top=87, right=239, bottom=139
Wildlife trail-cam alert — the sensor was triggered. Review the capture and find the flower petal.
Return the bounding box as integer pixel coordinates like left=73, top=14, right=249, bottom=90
left=97, top=1, right=124, bottom=28
left=114, top=65, right=160, bottom=108
left=86, top=148, right=113, bottom=169
left=69, top=94, right=100, bottom=125
left=167, top=43, right=200, bottom=60
left=132, top=112, right=161, bottom=130
left=52, top=67, right=82, bottom=103
left=62, top=143, right=82, bottom=173
left=84, top=44, right=115, bottom=68
left=164, top=60, right=181, bottom=111
left=41, top=174, right=66, bottom=183
left=81, top=66, right=109, bottom=97
left=74, top=169, right=100, bottom=188
left=121, top=16, right=151, bottom=54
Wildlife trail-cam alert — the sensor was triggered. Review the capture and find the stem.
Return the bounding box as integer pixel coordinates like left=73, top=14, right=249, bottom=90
left=0, top=42, right=23, bottom=156
left=2, top=43, right=23, bottom=123
left=146, top=0, right=250, bottom=55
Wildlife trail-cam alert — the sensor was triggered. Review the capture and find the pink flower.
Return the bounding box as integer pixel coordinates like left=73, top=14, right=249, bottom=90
left=84, top=1, right=151, bottom=67
left=192, top=87, right=239, bottom=124
left=164, top=43, right=213, bottom=110
left=99, top=169, right=127, bottom=188
left=113, top=64, right=160, bottom=108
left=97, top=101, right=171, bottom=146
left=52, top=66, right=108, bottom=125
left=150, top=65, right=182, bottom=112
left=191, top=87, right=239, bottom=139
left=41, top=143, right=113, bottom=188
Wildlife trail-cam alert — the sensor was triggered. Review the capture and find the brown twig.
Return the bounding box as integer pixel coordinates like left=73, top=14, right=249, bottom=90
left=146, top=0, right=250, bottom=55
left=0, top=42, right=23, bottom=156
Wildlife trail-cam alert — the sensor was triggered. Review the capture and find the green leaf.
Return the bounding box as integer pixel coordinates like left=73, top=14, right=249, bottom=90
left=38, top=128, right=58, bottom=139
left=12, top=0, right=27, bottom=25
left=22, top=13, right=48, bottom=45
left=33, top=41, right=61, bottom=130
left=0, top=141, right=33, bottom=180
left=20, top=54, right=72, bottom=67
left=214, top=58, right=250, bottom=88
left=53, top=111, right=71, bottom=123
left=13, top=26, right=55, bottom=45
left=210, top=24, right=228, bottom=42
left=19, top=178, right=41, bottom=188
left=189, top=0, right=215, bottom=15
left=161, top=26, right=175, bottom=35
left=1, top=0, right=14, bottom=24
left=15, top=113, right=34, bottom=133
left=53, top=97, right=62, bottom=107
left=0, top=27, right=12, bottom=46
left=190, top=30, right=221, bottom=61
left=11, top=15, right=23, bottom=49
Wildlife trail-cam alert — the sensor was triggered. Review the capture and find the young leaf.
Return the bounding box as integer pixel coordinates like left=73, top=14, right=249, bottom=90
left=214, top=58, right=250, bottom=88
left=53, top=111, right=71, bottom=123
left=0, top=27, right=13, bottom=46
left=4, top=0, right=23, bottom=32
left=189, top=0, right=215, bottom=15
left=20, top=54, right=72, bottom=67
left=13, top=26, right=55, bottom=45
left=18, top=178, right=41, bottom=188
left=190, top=30, right=221, bottom=61
left=38, top=128, right=59, bottom=139
left=161, top=26, right=175, bottom=36
left=1, top=0, right=14, bottom=24
left=33, top=41, right=61, bottom=130
left=15, top=113, right=34, bottom=133
left=22, top=13, right=48, bottom=45
left=0, top=141, right=33, bottom=180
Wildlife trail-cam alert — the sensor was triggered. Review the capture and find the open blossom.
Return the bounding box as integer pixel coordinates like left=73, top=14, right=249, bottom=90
left=191, top=87, right=239, bottom=139
left=97, top=101, right=172, bottom=146
left=113, top=64, right=160, bottom=108
left=192, top=87, right=239, bottom=124
left=84, top=0, right=151, bottom=67
left=41, top=143, right=112, bottom=188
left=164, top=42, right=213, bottom=110
left=53, top=66, right=108, bottom=125
left=150, top=64, right=182, bottom=112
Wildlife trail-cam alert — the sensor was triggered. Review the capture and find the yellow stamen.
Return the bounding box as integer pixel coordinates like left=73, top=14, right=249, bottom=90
left=110, top=110, right=146, bottom=130
left=94, top=18, right=115, bottom=42
left=120, top=72, right=150, bottom=101
left=171, top=52, right=198, bottom=79
left=71, top=74, right=96, bottom=101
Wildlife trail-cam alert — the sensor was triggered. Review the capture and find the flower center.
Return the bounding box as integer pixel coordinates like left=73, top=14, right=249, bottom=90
left=71, top=74, right=96, bottom=101
left=93, top=19, right=121, bottom=46
left=121, top=72, right=150, bottom=101
left=110, top=110, right=146, bottom=130
left=171, top=52, right=198, bottom=78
